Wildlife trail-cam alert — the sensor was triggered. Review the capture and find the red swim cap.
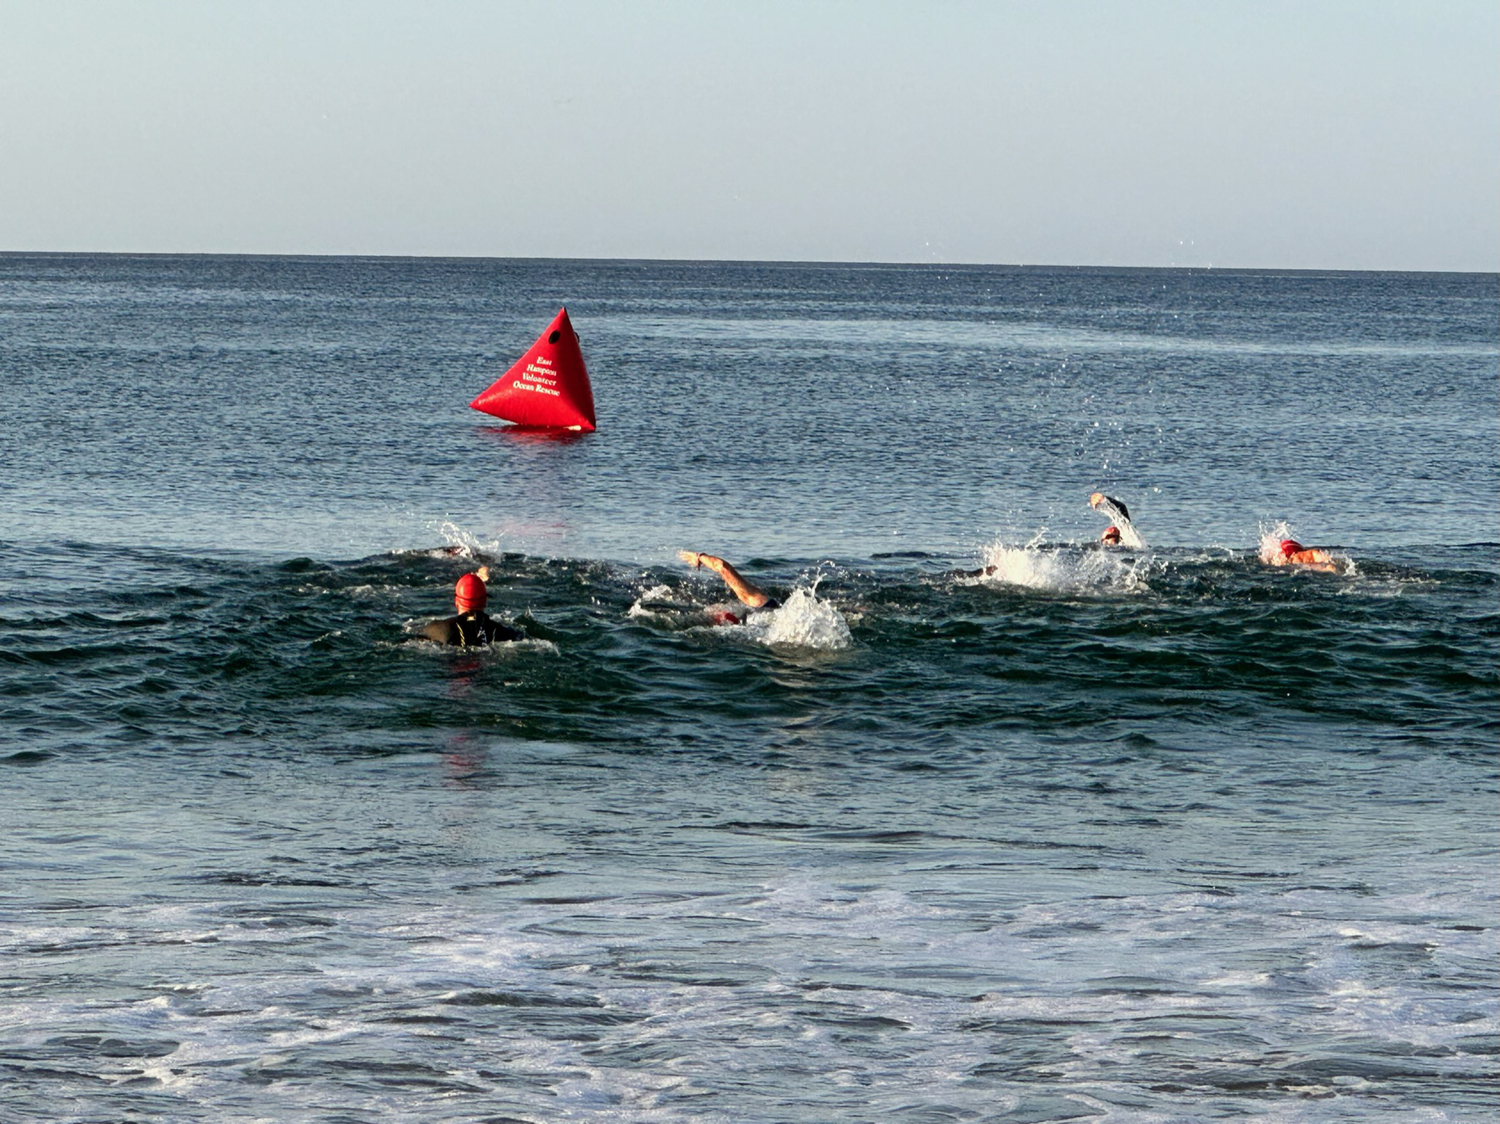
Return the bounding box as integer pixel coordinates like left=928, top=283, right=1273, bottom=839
left=1280, top=539, right=1303, bottom=557
left=454, top=572, right=487, bottom=613
left=1102, top=526, right=1122, bottom=543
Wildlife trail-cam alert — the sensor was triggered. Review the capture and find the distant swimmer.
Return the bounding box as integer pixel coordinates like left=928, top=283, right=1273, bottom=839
left=1264, top=538, right=1340, bottom=574
left=678, top=551, right=782, bottom=624
left=1089, top=492, right=1145, bottom=548
left=421, top=567, right=524, bottom=646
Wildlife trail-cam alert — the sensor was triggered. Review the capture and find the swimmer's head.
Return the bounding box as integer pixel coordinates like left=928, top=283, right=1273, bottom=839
left=1101, top=525, right=1122, bottom=545
left=1279, top=539, right=1303, bottom=558
left=454, top=572, right=487, bottom=613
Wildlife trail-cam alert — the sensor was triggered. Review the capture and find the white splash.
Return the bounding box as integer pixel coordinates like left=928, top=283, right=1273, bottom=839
left=626, top=584, right=681, bottom=620
left=1113, top=518, right=1147, bottom=550
left=746, top=587, right=852, bottom=650
left=969, top=535, right=1146, bottom=594
left=1257, top=519, right=1297, bottom=565
left=431, top=521, right=499, bottom=558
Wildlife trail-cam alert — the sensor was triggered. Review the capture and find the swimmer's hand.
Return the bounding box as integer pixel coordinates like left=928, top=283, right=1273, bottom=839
left=678, top=551, right=729, bottom=575
left=476, top=565, right=490, bottom=583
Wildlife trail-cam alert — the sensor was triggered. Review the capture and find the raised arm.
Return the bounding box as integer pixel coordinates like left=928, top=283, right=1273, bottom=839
left=677, top=551, right=774, bottom=608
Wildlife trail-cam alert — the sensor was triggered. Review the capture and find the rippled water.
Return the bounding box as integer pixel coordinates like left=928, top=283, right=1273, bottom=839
left=1, top=255, right=1496, bottom=1122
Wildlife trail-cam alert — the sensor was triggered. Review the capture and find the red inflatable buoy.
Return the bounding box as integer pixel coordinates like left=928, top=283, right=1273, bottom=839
left=469, top=308, right=597, bottom=431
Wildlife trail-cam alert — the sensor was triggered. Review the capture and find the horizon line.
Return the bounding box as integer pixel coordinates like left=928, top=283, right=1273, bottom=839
left=1, top=249, right=1494, bottom=277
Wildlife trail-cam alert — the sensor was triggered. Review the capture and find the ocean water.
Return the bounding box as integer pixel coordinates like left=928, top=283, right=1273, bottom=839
left=1, top=254, right=1496, bottom=1123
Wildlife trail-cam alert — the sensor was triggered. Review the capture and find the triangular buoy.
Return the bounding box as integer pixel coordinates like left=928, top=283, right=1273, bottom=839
left=469, top=308, right=597, bottom=431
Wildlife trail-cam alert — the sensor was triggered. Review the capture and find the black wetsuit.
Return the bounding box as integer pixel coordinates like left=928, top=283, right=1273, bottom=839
left=422, top=611, right=523, bottom=646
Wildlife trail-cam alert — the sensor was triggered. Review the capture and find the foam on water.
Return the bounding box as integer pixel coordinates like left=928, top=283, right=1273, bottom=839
left=4, top=860, right=1492, bottom=1122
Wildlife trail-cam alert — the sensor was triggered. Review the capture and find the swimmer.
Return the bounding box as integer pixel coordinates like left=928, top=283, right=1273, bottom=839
left=1264, top=538, right=1340, bottom=574
left=421, top=567, right=524, bottom=645
left=1089, top=492, right=1145, bottom=548
left=677, top=551, right=782, bottom=624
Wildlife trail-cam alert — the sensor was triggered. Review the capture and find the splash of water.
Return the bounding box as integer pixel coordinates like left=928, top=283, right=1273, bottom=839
left=746, top=587, right=853, bottom=650
left=970, top=536, right=1147, bottom=594
left=433, top=522, right=497, bottom=558
left=1257, top=520, right=1299, bottom=565
left=626, top=583, right=680, bottom=620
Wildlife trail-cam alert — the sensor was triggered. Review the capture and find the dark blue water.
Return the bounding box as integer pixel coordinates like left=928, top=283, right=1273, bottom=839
left=2, top=255, right=1496, bottom=1122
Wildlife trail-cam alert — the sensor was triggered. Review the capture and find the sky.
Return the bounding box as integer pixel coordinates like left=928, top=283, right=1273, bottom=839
left=1, top=0, right=1496, bottom=270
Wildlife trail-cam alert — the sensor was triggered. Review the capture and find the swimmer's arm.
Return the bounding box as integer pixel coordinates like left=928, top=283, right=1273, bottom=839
left=678, top=551, right=774, bottom=608
left=488, top=618, right=524, bottom=642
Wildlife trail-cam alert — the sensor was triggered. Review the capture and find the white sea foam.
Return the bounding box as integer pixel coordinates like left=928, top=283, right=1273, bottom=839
left=3, top=868, right=1491, bottom=1123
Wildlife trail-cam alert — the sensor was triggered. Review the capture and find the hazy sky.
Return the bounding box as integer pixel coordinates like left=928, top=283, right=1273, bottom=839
left=2, top=0, right=1496, bottom=269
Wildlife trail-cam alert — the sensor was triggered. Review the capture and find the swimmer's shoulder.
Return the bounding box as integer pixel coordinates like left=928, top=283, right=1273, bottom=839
left=480, top=615, right=524, bottom=642
left=421, top=612, right=523, bottom=646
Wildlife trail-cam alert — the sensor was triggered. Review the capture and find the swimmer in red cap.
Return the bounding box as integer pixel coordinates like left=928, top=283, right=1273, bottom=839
left=421, top=566, right=524, bottom=645
left=1264, top=537, right=1339, bottom=574
left=678, top=551, right=782, bottom=624
left=1089, top=492, right=1142, bottom=547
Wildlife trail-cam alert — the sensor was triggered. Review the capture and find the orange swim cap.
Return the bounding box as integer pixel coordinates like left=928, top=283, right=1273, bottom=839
left=454, top=572, right=487, bottom=613
left=1280, top=539, right=1303, bottom=557
left=1102, top=526, right=1122, bottom=544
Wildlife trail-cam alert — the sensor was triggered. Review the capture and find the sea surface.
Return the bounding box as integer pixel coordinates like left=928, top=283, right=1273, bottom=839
left=1, top=255, right=1496, bottom=1123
